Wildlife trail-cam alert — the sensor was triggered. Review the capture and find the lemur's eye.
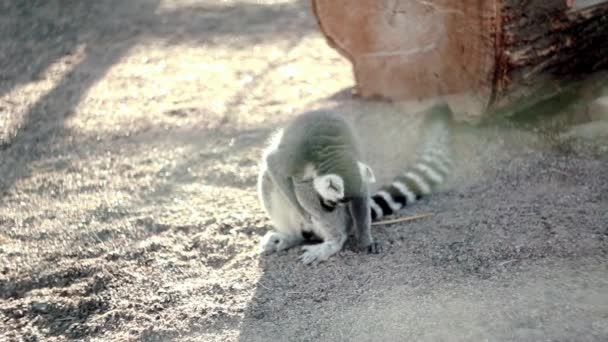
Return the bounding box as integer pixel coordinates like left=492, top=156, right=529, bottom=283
left=319, top=197, right=337, bottom=212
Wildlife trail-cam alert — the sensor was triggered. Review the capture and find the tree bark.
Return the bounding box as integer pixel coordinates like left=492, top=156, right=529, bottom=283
left=311, top=0, right=608, bottom=120
left=494, top=1, right=608, bottom=114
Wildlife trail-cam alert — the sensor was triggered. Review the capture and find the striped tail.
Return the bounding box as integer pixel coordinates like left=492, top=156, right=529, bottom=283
left=370, top=104, right=453, bottom=221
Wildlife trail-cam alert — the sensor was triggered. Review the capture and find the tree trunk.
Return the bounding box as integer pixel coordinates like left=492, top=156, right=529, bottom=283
left=311, top=0, right=608, bottom=120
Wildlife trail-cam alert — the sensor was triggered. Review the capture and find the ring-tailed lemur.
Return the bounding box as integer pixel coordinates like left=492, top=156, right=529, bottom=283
left=258, top=110, right=378, bottom=265
left=257, top=104, right=452, bottom=265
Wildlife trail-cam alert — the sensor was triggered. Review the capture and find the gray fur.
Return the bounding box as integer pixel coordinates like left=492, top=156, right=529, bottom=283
left=258, top=110, right=378, bottom=264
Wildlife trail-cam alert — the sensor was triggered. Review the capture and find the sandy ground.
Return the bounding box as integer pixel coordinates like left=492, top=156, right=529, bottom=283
left=0, top=1, right=607, bottom=341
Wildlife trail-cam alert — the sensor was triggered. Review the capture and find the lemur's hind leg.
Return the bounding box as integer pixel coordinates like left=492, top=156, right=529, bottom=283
left=259, top=231, right=304, bottom=254
left=258, top=168, right=305, bottom=254
left=264, top=151, right=310, bottom=221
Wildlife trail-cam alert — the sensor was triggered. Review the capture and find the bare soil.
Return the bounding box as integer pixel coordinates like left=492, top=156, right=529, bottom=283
left=0, top=1, right=607, bottom=341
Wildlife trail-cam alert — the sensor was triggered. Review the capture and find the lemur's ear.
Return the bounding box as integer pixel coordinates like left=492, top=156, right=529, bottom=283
left=358, top=161, right=376, bottom=183
left=313, top=174, right=344, bottom=201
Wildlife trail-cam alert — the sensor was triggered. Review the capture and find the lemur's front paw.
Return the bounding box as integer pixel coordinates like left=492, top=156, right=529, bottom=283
left=299, top=244, right=331, bottom=265
left=360, top=241, right=383, bottom=254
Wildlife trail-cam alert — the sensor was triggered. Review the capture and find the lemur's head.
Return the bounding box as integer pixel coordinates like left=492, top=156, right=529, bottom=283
left=313, top=161, right=375, bottom=210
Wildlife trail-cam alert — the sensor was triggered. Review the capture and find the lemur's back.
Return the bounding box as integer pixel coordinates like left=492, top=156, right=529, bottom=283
left=279, top=110, right=362, bottom=188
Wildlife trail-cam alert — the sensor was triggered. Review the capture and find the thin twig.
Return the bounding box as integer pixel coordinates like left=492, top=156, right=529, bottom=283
left=498, top=259, right=516, bottom=267
left=371, top=213, right=433, bottom=226
left=56, top=316, right=78, bottom=322
left=257, top=282, right=271, bottom=291
left=287, top=291, right=307, bottom=295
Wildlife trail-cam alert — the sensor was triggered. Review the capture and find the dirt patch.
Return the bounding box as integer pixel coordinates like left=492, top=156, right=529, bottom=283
left=1, top=1, right=607, bottom=341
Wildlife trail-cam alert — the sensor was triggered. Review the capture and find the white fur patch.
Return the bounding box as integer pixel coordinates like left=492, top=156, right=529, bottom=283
left=377, top=190, right=402, bottom=212
left=358, top=161, right=376, bottom=183
left=267, top=185, right=306, bottom=235
left=313, top=174, right=344, bottom=201
left=404, top=171, right=431, bottom=195
left=415, top=163, right=444, bottom=184
left=370, top=200, right=384, bottom=218
left=422, top=150, right=451, bottom=172
left=420, top=154, right=450, bottom=175
left=392, top=181, right=416, bottom=204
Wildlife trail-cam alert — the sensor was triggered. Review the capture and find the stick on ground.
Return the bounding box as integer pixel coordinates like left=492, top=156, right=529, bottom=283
left=371, top=213, right=433, bottom=226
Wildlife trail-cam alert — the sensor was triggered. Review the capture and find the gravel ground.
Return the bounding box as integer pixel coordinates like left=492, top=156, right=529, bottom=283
left=0, top=1, right=606, bottom=341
